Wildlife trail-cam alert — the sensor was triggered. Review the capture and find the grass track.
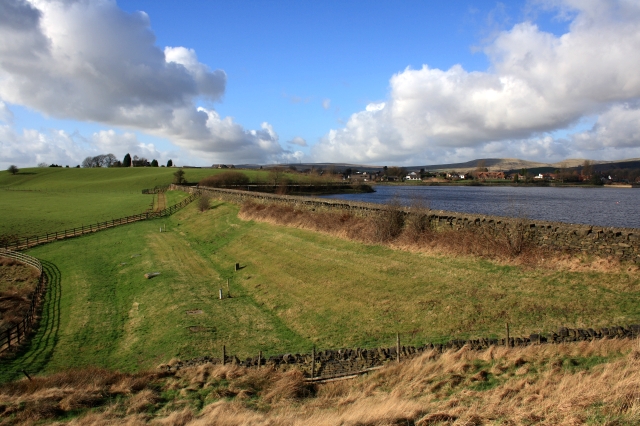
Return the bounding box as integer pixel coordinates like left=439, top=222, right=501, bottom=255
left=2, top=200, right=639, bottom=383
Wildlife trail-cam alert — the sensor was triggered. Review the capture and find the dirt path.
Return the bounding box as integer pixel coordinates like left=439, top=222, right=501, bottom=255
left=155, top=192, right=166, bottom=211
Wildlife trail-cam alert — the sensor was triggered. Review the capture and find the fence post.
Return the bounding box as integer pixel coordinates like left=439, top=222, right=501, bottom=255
left=258, top=350, right=262, bottom=369
left=506, top=323, right=510, bottom=348
left=312, top=346, right=316, bottom=378
left=222, top=345, right=226, bottom=366
left=396, top=333, right=401, bottom=363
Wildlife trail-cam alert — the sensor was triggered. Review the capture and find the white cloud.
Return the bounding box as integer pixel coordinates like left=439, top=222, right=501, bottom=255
left=0, top=100, right=13, bottom=123
left=0, top=0, right=288, bottom=164
left=571, top=104, right=640, bottom=150
left=313, top=0, right=640, bottom=164
left=287, top=136, right=307, bottom=147
left=0, top=117, right=180, bottom=169
left=322, top=99, right=331, bottom=110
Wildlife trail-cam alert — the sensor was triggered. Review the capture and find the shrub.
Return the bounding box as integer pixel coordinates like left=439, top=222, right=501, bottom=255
left=198, top=195, right=211, bottom=212
left=199, top=171, right=250, bottom=188
left=173, top=168, right=186, bottom=185
left=372, top=199, right=405, bottom=242
left=402, top=196, right=431, bottom=242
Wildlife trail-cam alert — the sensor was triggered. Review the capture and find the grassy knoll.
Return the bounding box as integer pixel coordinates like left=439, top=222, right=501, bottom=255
left=0, top=190, right=153, bottom=237
left=2, top=200, right=639, bottom=383
left=0, top=167, right=277, bottom=192
left=0, top=165, right=247, bottom=237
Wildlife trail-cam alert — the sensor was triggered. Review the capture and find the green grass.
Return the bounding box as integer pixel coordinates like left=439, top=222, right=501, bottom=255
left=0, top=166, right=271, bottom=237
left=0, top=190, right=153, bottom=237
left=2, top=200, right=639, bottom=383
left=0, top=167, right=276, bottom=192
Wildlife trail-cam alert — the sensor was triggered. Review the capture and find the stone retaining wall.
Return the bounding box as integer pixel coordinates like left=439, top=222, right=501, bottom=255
left=162, top=324, right=640, bottom=379
left=171, top=185, right=640, bottom=263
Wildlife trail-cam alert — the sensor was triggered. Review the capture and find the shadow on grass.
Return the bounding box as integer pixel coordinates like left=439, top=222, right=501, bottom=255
left=0, top=260, right=62, bottom=383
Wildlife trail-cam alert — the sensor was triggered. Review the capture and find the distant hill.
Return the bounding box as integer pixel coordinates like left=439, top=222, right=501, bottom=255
left=258, top=158, right=640, bottom=173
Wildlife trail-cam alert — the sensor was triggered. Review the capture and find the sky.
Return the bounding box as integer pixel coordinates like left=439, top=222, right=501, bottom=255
left=2, top=0, right=640, bottom=169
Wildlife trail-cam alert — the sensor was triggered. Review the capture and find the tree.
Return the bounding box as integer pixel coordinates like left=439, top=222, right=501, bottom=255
left=167, top=159, right=173, bottom=167
left=387, top=166, right=406, bottom=178
left=151, top=159, right=159, bottom=167
left=173, top=168, right=186, bottom=184
left=268, top=167, right=286, bottom=185
left=102, top=153, right=117, bottom=167
left=7, top=165, right=18, bottom=175
left=132, top=155, right=149, bottom=167
left=38, top=162, right=48, bottom=167
left=123, top=153, right=132, bottom=167
left=82, top=156, right=95, bottom=168
left=582, top=160, right=593, bottom=177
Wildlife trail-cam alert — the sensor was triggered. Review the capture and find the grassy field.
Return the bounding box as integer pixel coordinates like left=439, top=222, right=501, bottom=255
left=0, top=167, right=240, bottom=192
left=0, top=167, right=309, bottom=237
left=0, top=167, right=249, bottom=237
left=2, top=197, right=639, bottom=383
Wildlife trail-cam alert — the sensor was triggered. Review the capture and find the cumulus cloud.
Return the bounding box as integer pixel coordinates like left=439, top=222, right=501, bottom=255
left=313, top=0, right=640, bottom=164
left=0, top=115, right=179, bottom=170
left=0, top=0, right=287, bottom=164
left=0, top=100, right=13, bottom=123
left=287, top=136, right=307, bottom=147
left=571, top=104, right=640, bottom=151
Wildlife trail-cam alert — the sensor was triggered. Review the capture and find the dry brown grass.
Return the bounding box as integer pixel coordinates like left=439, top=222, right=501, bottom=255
left=3, top=340, right=640, bottom=425
left=0, top=260, right=40, bottom=332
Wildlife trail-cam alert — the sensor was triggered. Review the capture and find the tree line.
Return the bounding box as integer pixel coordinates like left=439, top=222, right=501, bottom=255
left=81, top=153, right=173, bottom=168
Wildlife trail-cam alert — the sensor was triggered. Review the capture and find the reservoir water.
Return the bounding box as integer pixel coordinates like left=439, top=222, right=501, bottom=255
left=320, top=186, right=640, bottom=229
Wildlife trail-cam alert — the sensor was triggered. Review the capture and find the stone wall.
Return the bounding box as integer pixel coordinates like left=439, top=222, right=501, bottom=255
left=162, top=324, right=640, bottom=379
left=171, top=185, right=640, bottom=263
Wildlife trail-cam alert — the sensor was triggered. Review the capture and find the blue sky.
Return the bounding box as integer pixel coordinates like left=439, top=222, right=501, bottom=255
left=1, top=0, right=640, bottom=168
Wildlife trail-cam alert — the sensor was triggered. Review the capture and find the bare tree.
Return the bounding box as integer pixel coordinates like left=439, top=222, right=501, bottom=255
left=38, top=162, right=48, bottom=168
left=81, top=156, right=95, bottom=168
left=268, top=166, right=286, bottom=185
left=102, top=153, right=117, bottom=167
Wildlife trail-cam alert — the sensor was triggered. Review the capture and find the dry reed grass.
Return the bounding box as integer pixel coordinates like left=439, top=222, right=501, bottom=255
left=3, top=339, right=640, bottom=425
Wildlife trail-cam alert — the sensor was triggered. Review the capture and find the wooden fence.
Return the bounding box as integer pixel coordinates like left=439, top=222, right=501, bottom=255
left=0, top=249, right=47, bottom=355
left=0, top=193, right=199, bottom=251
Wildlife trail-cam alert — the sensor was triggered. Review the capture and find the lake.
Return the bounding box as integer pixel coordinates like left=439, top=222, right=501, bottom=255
left=320, top=185, right=640, bottom=229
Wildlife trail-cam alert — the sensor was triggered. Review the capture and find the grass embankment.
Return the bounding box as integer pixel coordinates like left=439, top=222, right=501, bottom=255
left=2, top=200, right=639, bottom=384
left=1, top=339, right=639, bottom=425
